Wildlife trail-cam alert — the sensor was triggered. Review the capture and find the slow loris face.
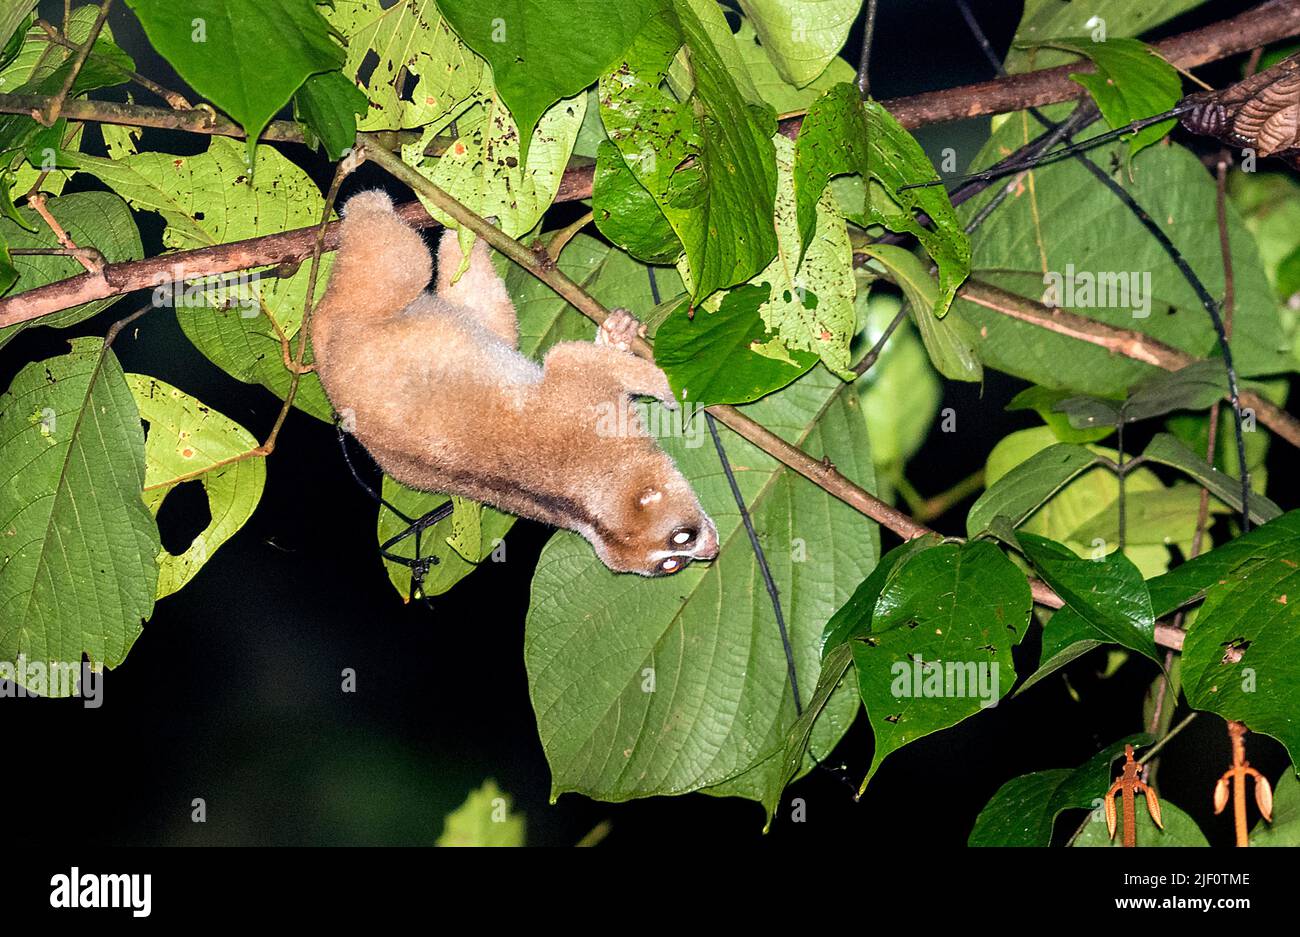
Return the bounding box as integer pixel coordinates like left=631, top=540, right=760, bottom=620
left=310, top=191, right=720, bottom=577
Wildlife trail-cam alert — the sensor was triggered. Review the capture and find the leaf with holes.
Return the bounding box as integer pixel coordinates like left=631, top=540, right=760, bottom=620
left=322, top=0, right=485, bottom=134
left=128, top=374, right=265, bottom=599
left=599, top=1, right=778, bottom=302
left=0, top=338, right=159, bottom=693
left=1180, top=538, right=1300, bottom=771
left=796, top=84, right=970, bottom=314
left=526, top=365, right=877, bottom=820
left=439, top=0, right=652, bottom=166
left=852, top=540, right=1032, bottom=789
left=64, top=137, right=334, bottom=421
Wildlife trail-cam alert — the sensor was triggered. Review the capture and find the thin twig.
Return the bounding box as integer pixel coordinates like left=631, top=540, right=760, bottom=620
left=857, top=0, right=879, bottom=100
left=41, top=0, right=113, bottom=127
left=706, top=412, right=802, bottom=714
left=36, top=17, right=192, bottom=109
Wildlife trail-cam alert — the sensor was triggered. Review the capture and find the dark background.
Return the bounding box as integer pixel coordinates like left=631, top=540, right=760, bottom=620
left=1, top=0, right=1292, bottom=846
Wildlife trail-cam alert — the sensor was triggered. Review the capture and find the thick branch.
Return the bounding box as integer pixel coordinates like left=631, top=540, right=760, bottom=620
left=959, top=278, right=1300, bottom=450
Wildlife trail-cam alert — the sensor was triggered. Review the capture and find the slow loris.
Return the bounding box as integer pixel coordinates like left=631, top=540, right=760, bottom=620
left=310, top=191, right=720, bottom=575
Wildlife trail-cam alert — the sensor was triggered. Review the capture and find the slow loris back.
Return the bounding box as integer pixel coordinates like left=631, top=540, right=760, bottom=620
left=310, top=191, right=719, bottom=575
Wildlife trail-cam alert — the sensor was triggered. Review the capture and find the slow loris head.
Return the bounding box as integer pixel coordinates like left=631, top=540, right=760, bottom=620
left=587, top=447, right=720, bottom=576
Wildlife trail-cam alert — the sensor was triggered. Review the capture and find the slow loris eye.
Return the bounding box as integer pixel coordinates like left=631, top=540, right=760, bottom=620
left=669, top=527, right=697, bottom=547
left=659, top=557, right=682, bottom=574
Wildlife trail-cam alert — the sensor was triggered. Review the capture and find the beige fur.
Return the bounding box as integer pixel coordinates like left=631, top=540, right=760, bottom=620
left=311, top=191, right=719, bottom=575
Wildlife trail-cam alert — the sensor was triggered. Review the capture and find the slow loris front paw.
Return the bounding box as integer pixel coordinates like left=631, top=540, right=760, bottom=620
left=596, top=308, right=647, bottom=352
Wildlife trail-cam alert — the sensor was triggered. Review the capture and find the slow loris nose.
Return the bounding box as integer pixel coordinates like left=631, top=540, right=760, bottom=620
left=692, top=521, right=720, bottom=560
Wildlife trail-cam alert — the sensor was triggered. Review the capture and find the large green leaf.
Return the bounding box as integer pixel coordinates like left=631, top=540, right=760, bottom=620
left=795, top=83, right=969, bottom=314
left=127, top=374, right=265, bottom=600
left=438, top=0, right=651, bottom=165
left=1015, top=605, right=1108, bottom=696
left=1019, top=533, right=1158, bottom=662
left=0, top=191, right=142, bottom=350
left=599, top=1, right=778, bottom=302
left=734, top=0, right=858, bottom=88
left=1147, top=511, right=1300, bottom=616
left=654, top=284, right=817, bottom=407
left=853, top=540, right=1032, bottom=788
left=969, top=735, right=1150, bottom=845
left=1181, top=538, right=1300, bottom=770
left=65, top=137, right=334, bottom=421
left=592, top=141, right=681, bottom=265
left=0, top=337, right=159, bottom=693
left=526, top=365, right=878, bottom=815
left=1139, top=433, right=1280, bottom=526
left=321, top=0, right=484, bottom=134
left=126, top=0, right=343, bottom=152
left=954, top=127, right=1291, bottom=396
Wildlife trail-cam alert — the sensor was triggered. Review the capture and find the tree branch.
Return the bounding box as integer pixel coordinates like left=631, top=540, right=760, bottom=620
left=957, top=278, right=1300, bottom=449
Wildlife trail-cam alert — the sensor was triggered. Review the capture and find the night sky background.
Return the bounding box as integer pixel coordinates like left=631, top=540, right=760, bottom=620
left=2, top=0, right=1293, bottom=847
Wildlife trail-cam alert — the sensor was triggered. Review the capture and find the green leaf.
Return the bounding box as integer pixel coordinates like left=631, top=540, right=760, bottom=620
left=1015, top=604, right=1108, bottom=697
left=730, top=16, right=855, bottom=114
left=599, top=1, right=778, bottom=302
left=1073, top=797, right=1209, bottom=847
left=954, top=126, right=1290, bottom=396
left=1007, top=385, right=1113, bottom=443
left=413, top=92, right=586, bottom=239
left=795, top=84, right=970, bottom=313
left=0, top=8, right=131, bottom=160
left=1004, top=1, right=1206, bottom=74
left=759, top=641, right=852, bottom=824
left=321, top=0, right=484, bottom=134
left=1181, top=540, right=1300, bottom=770
left=1140, top=433, right=1281, bottom=525
left=853, top=540, right=1032, bottom=788
left=64, top=137, right=334, bottom=421
left=0, top=191, right=142, bottom=351
left=862, top=243, right=981, bottom=381
left=969, top=735, right=1151, bottom=845
left=592, top=141, right=681, bottom=264
left=295, top=70, right=367, bottom=161
left=127, top=374, right=265, bottom=600
left=438, top=0, right=652, bottom=166
left=1044, top=37, right=1180, bottom=157
left=734, top=0, right=858, bottom=88
left=1251, top=771, right=1300, bottom=846
left=1147, top=510, right=1300, bottom=616
left=655, top=284, right=817, bottom=407
left=966, top=442, right=1102, bottom=537
left=1019, top=533, right=1159, bottom=662
left=376, top=478, right=515, bottom=600
left=125, top=0, right=343, bottom=155
left=856, top=292, right=943, bottom=481
left=0, top=337, right=159, bottom=693
left=526, top=365, right=878, bottom=816
left=436, top=780, right=525, bottom=846
left=821, top=534, right=943, bottom=655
